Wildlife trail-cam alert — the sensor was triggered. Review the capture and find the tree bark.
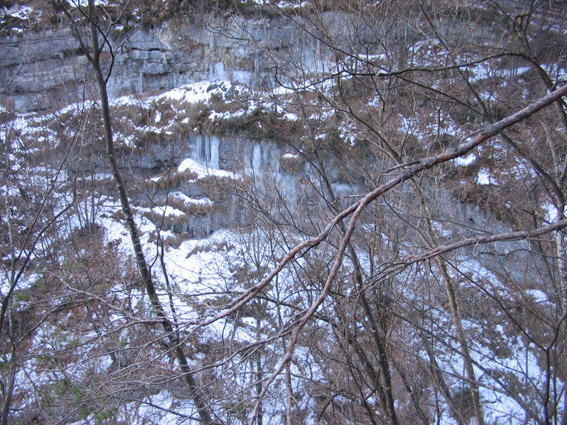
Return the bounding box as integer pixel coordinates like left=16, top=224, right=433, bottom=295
left=85, top=2, right=218, bottom=422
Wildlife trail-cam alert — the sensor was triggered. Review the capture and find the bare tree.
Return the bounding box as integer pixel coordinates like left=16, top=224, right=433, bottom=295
left=2, top=0, right=567, bottom=423
left=56, top=1, right=219, bottom=423
left=204, top=1, right=567, bottom=423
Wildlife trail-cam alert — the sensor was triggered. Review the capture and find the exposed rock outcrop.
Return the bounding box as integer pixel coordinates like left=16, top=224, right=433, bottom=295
left=0, top=13, right=319, bottom=111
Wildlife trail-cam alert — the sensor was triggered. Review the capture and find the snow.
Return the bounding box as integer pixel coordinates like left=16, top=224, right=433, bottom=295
left=151, top=205, right=185, bottom=217
left=541, top=63, right=567, bottom=83
left=98, top=199, right=136, bottom=248
left=542, top=202, right=563, bottom=222
left=155, top=81, right=231, bottom=104
left=69, top=390, right=201, bottom=425
left=69, top=0, right=109, bottom=8
left=177, top=157, right=236, bottom=180
left=454, top=153, right=476, bottom=166
left=526, top=289, right=550, bottom=304
left=476, top=169, right=492, bottom=185
left=0, top=183, right=20, bottom=198
left=111, top=81, right=232, bottom=117
left=170, top=191, right=213, bottom=206
left=3, top=5, right=34, bottom=20
left=244, top=0, right=309, bottom=9
left=282, top=153, right=299, bottom=159
left=276, top=0, right=311, bottom=8
left=3, top=29, right=565, bottom=424
left=468, top=63, right=532, bottom=82
left=209, top=108, right=246, bottom=121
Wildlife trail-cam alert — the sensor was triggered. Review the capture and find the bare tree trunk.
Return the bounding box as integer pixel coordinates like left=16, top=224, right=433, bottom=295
left=416, top=187, right=485, bottom=425
left=284, top=362, right=293, bottom=425
left=298, top=96, right=399, bottom=425
left=422, top=337, right=467, bottom=425
left=85, top=2, right=218, bottom=423
left=0, top=351, right=16, bottom=425
left=556, top=230, right=567, bottom=312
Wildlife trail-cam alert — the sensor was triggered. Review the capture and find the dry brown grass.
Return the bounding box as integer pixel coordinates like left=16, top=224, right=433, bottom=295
left=146, top=170, right=199, bottom=191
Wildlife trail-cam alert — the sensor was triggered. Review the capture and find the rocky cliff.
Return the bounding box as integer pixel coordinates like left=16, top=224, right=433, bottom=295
left=2, top=3, right=566, bottom=423
left=1, top=11, right=321, bottom=111
left=0, top=6, right=537, bottom=246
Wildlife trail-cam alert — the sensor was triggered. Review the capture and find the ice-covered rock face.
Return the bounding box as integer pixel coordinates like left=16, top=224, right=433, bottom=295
left=0, top=6, right=543, bottom=254
left=0, top=12, right=320, bottom=112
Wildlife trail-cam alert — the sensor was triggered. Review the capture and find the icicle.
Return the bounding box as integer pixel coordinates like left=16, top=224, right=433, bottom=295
left=252, top=144, right=262, bottom=173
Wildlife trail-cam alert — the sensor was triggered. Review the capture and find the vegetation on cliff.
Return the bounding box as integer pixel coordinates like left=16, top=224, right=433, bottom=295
left=1, top=0, right=567, bottom=424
